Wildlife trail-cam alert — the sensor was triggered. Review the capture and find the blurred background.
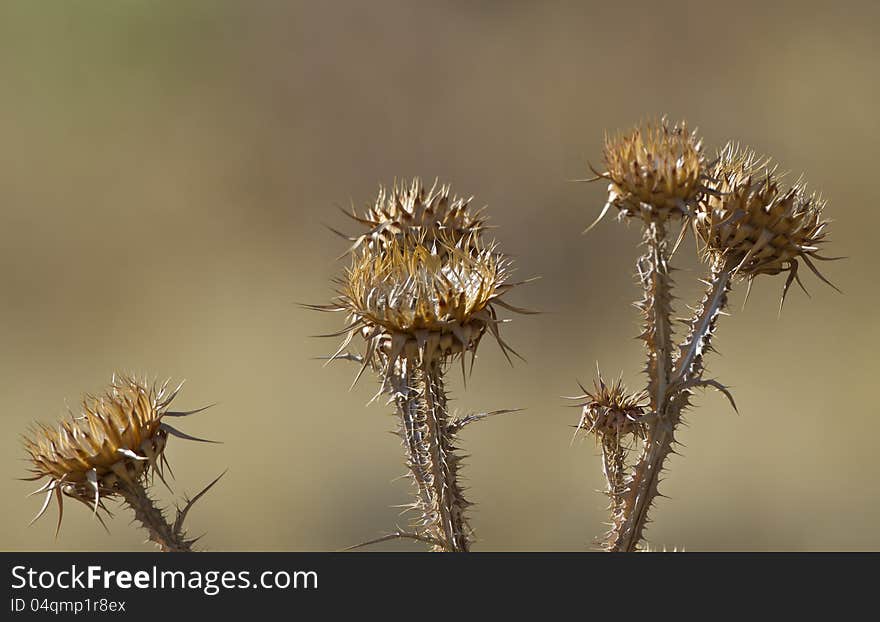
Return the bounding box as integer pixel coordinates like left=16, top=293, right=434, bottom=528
left=1, top=1, right=877, bottom=552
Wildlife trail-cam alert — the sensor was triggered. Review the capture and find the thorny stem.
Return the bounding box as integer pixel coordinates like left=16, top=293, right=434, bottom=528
left=641, top=221, right=675, bottom=412
left=663, top=256, right=734, bottom=434
left=608, top=221, right=676, bottom=552
left=389, top=356, right=470, bottom=552
left=600, top=436, right=628, bottom=521
left=609, top=253, right=733, bottom=552
left=422, top=360, right=470, bottom=552
left=610, top=414, right=677, bottom=552
left=119, top=481, right=192, bottom=552
left=389, top=359, right=434, bottom=532
left=672, top=256, right=732, bottom=387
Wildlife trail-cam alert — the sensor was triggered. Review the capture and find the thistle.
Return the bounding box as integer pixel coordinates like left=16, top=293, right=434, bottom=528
left=578, top=121, right=839, bottom=551
left=587, top=117, right=709, bottom=231
left=336, top=178, right=488, bottom=256
left=571, top=371, right=647, bottom=544
left=332, top=235, right=523, bottom=387
left=22, top=375, right=221, bottom=552
left=694, top=144, right=836, bottom=307
left=314, top=182, right=530, bottom=552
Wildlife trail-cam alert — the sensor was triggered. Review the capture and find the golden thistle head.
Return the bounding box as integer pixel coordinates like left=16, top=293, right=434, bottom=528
left=321, top=233, right=527, bottom=379
left=22, top=375, right=212, bottom=534
left=574, top=373, right=647, bottom=439
left=695, top=144, right=837, bottom=301
left=340, top=178, right=488, bottom=254
left=589, top=118, right=707, bottom=229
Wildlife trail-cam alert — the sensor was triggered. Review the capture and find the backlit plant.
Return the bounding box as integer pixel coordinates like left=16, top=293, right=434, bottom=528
left=313, top=179, right=531, bottom=552
left=576, top=118, right=839, bottom=551
left=23, top=375, right=222, bottom=552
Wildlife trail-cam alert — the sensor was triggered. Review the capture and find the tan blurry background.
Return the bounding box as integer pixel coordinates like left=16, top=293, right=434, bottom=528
left=1, top=1, right=877, bottom=552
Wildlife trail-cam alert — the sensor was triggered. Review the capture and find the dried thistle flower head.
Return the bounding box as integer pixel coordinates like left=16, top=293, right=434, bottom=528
left=341, top=178, right=487, bottom=254
left=23, top=375, right=210, bottom=534
left=575, top=373, right=647, bottom=439
left=589, top=118, right=707, bottom=229
left=695, top=144, right=837, bottom=300
left=324, top=233, right=525, bottom=379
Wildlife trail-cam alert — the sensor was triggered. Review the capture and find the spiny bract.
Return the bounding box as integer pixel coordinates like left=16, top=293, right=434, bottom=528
left=695, top=143, right=835, bottom=299
left=591, top=118, right=707, bottom=228
left=575, top=373, right=648, bottom=439
left=23, top=375, right=205, bottom=534
left=341, top=178, right=487, bottom=255
left=324, top=233, right=524, bottom=379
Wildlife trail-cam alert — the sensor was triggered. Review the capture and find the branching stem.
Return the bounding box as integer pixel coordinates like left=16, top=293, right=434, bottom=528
left=609, top=253, right=734, bottom=552
left=608, top=220, right=676, bottom=552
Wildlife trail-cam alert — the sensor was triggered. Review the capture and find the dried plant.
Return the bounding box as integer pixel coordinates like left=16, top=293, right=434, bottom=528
left=312, top=179, right=532, bottom=552
left=578, top=119, right=839, bottom=551
left=571, top=371, right=648, bottom=528
left=336, top=178, right=489, bottom=255
left=22, top=374, right=222, bottom=552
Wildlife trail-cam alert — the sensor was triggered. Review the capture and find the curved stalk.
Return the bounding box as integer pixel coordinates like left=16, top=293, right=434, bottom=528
left=119, top=481, right=192, bottom=552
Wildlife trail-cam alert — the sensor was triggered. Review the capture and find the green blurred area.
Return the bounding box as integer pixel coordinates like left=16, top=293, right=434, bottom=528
left=1, top=1, right=877, bottom=551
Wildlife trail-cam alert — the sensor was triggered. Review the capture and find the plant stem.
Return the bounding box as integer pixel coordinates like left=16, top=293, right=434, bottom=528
left=390, top=355, right=470, bottom=552
left=600, top=436, right=628, bottom=525
left=119, top=481, right=192, bottom=552
left=608, top=411, right=676, bottom=552
left=608, top=254, right=734, bottom=552
left=663, top=256, right=734, bottom=429
left=671, top=256, right=732, bottom=386
left=390, top=359, right=438, bottom=542
left=607, top=220, right=675, bottom=552
left=422, top=358, right=470, bottom=552
left=641, top=221, right=675, bottom=414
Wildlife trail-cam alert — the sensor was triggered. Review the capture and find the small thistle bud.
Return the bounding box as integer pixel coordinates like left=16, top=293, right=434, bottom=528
left=591, top=118, right=707, bottom=227
left=575, top=373, right=647, bottom=440
left=695, top=144, right=836, bottom=300
left=23, top=375, right=214, bottom=542
left=572, top=371, right=647, bottom=549
left=330, top=234, right=522, bottom=378
left=342, top=178, right=487, bottom=255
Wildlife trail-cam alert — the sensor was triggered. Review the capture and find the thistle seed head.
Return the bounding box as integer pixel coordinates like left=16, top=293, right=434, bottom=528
left=325, top=232, right=524, bottom=375
left=596, top=117, right=707, bottom=225
left=343, top=178, right=487, bottom=254
left=23, top=375, right=209, bottom=533
left=695, top=144, right=834, bottom=296
left=575, top=373, right=647, bottom=439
